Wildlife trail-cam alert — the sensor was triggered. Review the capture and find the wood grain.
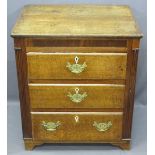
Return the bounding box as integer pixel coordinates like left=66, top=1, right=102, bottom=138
left=29, top=79, right=126, bottom=85
left=29, top=84, right=125, bottom=109
left=11, top=5, right=142, bottom=37
left=14, top=38, right=32, bottom=138
left=24, top=139, right=43, bottom=150
left=122, top=39, right=140, bottom=139
left=112, top=141, right=130, bottom=150
left=27, top=53, right=127, bottom=80
left=25, top=38, right=127, bottom=47
left=24, top=138, right=130, bottom=150
left=32, top=112, right=123, bottom=141
left=26, top=46, right=127, bottom=53
left=11, top=5, right=142, bottom=150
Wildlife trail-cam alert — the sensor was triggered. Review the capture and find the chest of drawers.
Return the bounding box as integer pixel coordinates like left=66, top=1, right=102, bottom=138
left=11, top=5, right=142, bottom=150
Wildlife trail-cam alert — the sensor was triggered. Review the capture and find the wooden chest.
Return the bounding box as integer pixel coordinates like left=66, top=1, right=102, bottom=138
left=11, top=5, right=142, bottom=150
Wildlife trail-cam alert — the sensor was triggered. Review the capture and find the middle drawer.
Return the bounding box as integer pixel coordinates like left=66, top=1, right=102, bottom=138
left=29, top=84, right=125, bottom=109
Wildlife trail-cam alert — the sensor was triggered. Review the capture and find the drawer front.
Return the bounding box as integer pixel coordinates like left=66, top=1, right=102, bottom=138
left=25, top=39, right=127, bottom=48
left=32, top=112, right=123, bottom=141
left=27, top=53, right=127, bottom=80
left=29, top=84, right=125, bottom=109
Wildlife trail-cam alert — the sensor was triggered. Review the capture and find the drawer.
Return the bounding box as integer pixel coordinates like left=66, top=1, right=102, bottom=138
left=25, top=39, right=127, bottom=48
left=29, top=84, right=125, bottom=109
left=27, top=53, right=127, bottom=80
left=32, top=112, right=123, bottom=141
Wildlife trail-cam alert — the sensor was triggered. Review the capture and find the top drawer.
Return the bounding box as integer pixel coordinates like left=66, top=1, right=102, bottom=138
left=25, top=39, right=127, bottom=48
left=27, top=53, right=127, bottom=80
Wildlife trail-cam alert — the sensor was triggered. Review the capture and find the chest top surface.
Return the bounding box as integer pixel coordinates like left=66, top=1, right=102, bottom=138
left=11, top=5, right=142, bottom=38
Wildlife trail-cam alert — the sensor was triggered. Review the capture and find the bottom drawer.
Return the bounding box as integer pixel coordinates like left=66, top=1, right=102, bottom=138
left=32, top=112, right=123, bottom=142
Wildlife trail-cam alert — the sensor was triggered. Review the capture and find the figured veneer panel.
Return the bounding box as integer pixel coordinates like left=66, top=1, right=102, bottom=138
left=29, top=84, right=125, bottom=109
left=32, top=112, right=123, bottom=141
left=27, top=53, right=127, bottom=80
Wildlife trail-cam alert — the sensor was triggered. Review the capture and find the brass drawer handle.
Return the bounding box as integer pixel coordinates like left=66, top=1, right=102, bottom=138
left=41, top=121, right=61, bottom=131
left=66, top=56, right=87, bottom=74
left=93, top=121, right=112, bottom=132
left=67, top=88, right=87, bottom=103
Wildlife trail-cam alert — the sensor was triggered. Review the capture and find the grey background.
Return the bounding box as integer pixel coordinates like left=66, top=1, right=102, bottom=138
left=7, top=0, right=147, bottom=155
left=8, top=0, right=147, bottom=104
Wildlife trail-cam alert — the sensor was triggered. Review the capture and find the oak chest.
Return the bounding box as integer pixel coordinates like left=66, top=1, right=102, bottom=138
left=11, top=5, right=142, bottom=150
